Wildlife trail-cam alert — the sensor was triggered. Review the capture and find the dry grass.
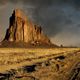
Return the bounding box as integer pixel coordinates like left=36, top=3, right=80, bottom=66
left=0, top=48, right=79, bottom=73
left=0, top=48, right=80, bottom=80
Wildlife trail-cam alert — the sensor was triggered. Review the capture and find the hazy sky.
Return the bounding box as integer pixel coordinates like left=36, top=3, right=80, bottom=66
left=0, top=0, right=80, bottom=46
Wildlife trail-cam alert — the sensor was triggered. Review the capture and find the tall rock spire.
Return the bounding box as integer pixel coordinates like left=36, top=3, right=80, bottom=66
left=4, top=9, right=51, bottom=45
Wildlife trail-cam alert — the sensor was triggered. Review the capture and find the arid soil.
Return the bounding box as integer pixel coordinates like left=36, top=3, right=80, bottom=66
left=0, top=48, right=80, bottom=80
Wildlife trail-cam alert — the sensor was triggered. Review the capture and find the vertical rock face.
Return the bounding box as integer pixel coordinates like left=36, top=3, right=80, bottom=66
left=4, top=9, right=51, bottom=45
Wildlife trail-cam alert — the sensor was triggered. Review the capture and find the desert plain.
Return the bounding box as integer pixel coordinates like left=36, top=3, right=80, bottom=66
left=0, top=48, right=80, bottom=80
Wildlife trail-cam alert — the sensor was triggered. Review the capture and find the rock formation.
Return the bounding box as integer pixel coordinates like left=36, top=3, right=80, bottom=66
left=3, top=9, right=51, bottom=45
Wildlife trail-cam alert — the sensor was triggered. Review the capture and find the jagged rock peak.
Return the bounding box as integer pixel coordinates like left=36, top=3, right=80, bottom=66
left=3, top=9, right=52, bottom=45
left=13, top=9, right=27, bottom=21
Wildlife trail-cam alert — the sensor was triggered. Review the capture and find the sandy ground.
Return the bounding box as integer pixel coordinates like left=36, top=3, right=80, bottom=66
left=0, top=48, right=80, bottom=80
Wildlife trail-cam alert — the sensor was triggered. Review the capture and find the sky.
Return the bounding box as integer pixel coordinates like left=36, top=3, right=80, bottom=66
left=0, top=0, right=80, bottom=46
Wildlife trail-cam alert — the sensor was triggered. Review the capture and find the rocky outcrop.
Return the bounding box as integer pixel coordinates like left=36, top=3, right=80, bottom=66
left=4, top=9, right=51, bottom=45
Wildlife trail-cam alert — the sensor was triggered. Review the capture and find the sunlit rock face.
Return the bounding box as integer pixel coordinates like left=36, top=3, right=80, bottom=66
left=4, top=9, right=51, bottom=45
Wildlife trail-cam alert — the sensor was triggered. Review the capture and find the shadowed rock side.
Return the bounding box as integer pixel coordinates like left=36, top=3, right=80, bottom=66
left=3, top=9, right=52, bottom=46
